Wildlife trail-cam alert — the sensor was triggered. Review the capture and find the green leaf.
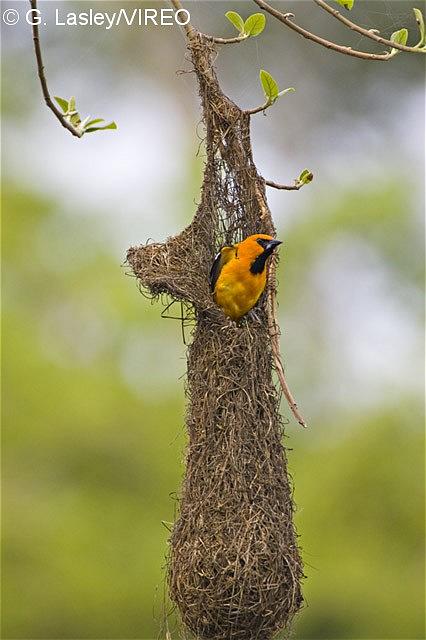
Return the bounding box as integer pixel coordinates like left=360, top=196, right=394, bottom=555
left=85, top=121, right=117, bottom=133
left=69, top=112, right=81, bottom=126
left=299, top=169, right=313, bottom=185
left=225, top=11, right=245, bottom=34
left=413, top=8, right=426, bottom=46
left=68, top=96, right=76, bottom=113
left=390, top=28, right=408, bottom=46
left=390, top=28, right=408, bottom=54
left=334, top=0, right=354, bottom=9
left=244, top=13, right=266, bottom=36
left=54, top=96, right=69, bottom=113
left=84, top=118, right=105, bottom=128
left=260, top=69, right=279, bottom=103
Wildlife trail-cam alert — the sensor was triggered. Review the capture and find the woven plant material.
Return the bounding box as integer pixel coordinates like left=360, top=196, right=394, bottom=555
left=127, top=33, right=303, bottom=640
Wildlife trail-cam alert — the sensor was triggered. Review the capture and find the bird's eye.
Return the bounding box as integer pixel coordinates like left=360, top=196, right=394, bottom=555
left=256, top=238, right=269, bottom=249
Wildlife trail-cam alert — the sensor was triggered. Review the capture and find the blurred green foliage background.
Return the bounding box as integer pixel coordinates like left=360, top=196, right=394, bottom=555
left=2, top=1, right=425, bottom=638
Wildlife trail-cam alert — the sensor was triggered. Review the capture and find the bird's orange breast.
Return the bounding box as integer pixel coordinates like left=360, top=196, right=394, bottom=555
left=214, top=258, right=267, bottom=321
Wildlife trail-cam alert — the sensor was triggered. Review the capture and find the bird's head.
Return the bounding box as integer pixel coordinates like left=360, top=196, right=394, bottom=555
left=238, top=234, right=282, bottom=275
left=239, top=233, right=282, bottom=259
left=254, top=234, right=282, bottom=256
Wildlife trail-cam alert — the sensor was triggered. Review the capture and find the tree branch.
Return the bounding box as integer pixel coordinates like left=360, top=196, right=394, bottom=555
left=264, top=179, right=302, bottom=191
left=252, top=0, right=394, bottom=61
left=29, top=0, right=82, bottom=137
left=204, top=33, right=249, bottom=45
left=206, top=34, right=248, bottom=45
left=244, top=100, right=275, bottom=115
left=314, top=0, right=426, bottom=54
left=170, top=0, right=195, bottom=38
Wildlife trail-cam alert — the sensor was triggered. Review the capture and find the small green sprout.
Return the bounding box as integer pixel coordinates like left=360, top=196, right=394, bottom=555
left=298, top=169, right=314, bottom=186
left=225, top=11, right=266, bottom=37
left=259, top=70, right=295, bottom=105
left=334, top=0, right=354, bottom=10
left=54, top=96, right=117, bottom=136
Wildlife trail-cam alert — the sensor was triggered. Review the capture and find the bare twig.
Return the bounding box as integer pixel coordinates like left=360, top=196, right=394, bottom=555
left=203, top=33, right=249, bottom=45
left=265, top=179, right=302, bottom=191
left=314, top=0, right=426, bottom=54
left=29, top=0, right=82, bottom=137
left=267, top=258, right=307, bottom=429
left=252, top=0, right=393, bottom=61
left=254, top=185, right=307, bottom=428
left=244, top=100, right=274, bottom=116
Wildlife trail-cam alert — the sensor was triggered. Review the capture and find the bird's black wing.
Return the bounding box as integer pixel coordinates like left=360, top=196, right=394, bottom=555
left=209, top=245, right=235, bottom=292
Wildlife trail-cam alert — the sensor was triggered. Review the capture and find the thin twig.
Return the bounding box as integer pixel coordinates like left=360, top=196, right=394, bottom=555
left=29, top=0, right=82, bottom=137
left=267, top=258, right=307, bottom=429
left=203, top=33, right=249, bottom=45
left=252, top=0, right=393, bottom=61
left=254, top=185, right=307, bottom=428
left=314, top=0, right=425, bottom=54
left=264, top=179, right=302, bottom=191
left=244, top=101, right=273, bottom=116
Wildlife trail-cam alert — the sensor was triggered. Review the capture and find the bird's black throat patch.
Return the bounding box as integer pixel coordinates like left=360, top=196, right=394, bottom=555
left=250, top=252, right=269, bottom=274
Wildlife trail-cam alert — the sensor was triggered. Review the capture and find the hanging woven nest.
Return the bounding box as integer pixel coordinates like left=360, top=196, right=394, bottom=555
left=127, top=32, right=304, bottom=640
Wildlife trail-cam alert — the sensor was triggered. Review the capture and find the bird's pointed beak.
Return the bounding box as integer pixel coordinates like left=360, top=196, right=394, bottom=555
left=265, top=239, right=282, bottom=254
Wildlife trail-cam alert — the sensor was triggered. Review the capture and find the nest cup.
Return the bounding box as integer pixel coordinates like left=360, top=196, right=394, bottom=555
left=127, top=33, right=303, bottom=639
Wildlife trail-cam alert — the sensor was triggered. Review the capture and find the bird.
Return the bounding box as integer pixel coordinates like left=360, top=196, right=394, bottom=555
left=209, top=233, right=282, bottom=321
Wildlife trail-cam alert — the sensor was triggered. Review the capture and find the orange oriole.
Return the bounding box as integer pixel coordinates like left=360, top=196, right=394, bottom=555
left=209, top=233, right=282, bottom=321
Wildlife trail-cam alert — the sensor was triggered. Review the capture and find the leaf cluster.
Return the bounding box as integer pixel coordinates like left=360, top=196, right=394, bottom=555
left=54, top=96, right=117, bottom=136
left=225, top=11, right=266, bottom=37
